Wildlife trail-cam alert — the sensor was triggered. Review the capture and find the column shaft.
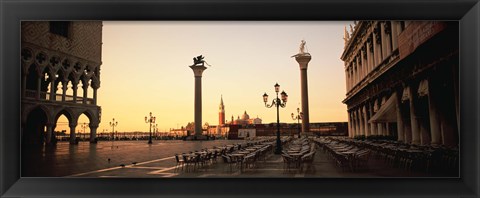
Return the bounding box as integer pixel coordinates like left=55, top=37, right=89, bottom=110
left=428, top=79, right=441, bottom=145
left=195, top=76, right=202, bottom=136
left=409, top=86, right=421, bottom=144
left=300, top=69, right=310, bottom=133
left=69, top=125, right=77, bottom=144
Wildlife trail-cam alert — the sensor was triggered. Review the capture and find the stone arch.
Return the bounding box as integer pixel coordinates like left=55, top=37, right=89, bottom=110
left=22, top=104, right=53, bottom=125
left=23, top=106, right=50, bottom=146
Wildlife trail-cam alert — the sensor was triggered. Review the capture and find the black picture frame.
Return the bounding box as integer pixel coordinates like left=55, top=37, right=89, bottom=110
left=1, top=0, right=479, bottom=197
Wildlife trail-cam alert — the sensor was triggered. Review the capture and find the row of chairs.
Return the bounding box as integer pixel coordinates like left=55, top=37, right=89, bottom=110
left=174, top=149, right=221, bottom=172
left=345, top=139, right=458, bottom=174
left=315, top=138, right=371, bottom=172
left=281, top=138, right=317, bottom=172
left=222, top=144, right=274, bottom=172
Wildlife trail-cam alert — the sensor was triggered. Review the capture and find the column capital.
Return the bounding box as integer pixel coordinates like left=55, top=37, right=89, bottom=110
left=189, top=65, right=207, bottom=77
left=295, top=55, right=312, bottom=70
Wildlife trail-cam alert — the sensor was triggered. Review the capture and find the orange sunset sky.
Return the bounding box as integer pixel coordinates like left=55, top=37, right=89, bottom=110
left=57, top=21, right=352, bottom=133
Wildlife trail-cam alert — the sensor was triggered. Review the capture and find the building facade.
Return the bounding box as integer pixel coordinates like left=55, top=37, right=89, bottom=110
left=21, top=21, right=103, bottom=145
left=341, top=21, right=459, bottom=146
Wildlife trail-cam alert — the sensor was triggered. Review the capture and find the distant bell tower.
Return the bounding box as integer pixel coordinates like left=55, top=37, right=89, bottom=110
left=219, top=95, right=225, bottom=125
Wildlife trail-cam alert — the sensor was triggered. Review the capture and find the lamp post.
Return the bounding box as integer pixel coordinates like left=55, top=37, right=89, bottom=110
left=81, top=122, right=87, bottom=141
left=145, top=112, right=156, bottom=144
left=291, top=107, right=303, bottom=138
left=263, top=83, right=288, bottom=154
left=109, top=118, right=118, bottom=141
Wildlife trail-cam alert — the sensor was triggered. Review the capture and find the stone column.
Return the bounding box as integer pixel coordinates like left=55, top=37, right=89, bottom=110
left=348, top=111, right=353, bottom=137
left=427, top=79, right=441, bottom=145
left=45, top=122, right=54, bottom=144
left=380, top=22, right=387, bottom=60
left=384, top=22, right=392, bottom=57
left=369, top=100, right=377, bottom=135
left=62, top=80, right=67, bottom=102
left=377, top=123, right=383, bottom=136
left=295, top=55, right=312, bottom=133
left=391, top=21, right=399, bottom=50
left=395, top=91, right=405, bottom=142
left=363, top=48, right=368, bottom=77
left=366, top=41, right=372, bottom=73
left=345, top=69, right=349, bottom=91
left=363, top=105, right=370, bottom=136
left=190, top=65, right=207, bottom=137
left=359, top=108, right=364, bottom=136
left=352, top=110, right=358, bottom=137
left=69, top=122, right=77, bottom=145
left=83, top=81, right=89, bottom=104
left=89, top=123, right=98, bottom=143
left=408, top=86, right=421, bottom=145
left=72, top=83, right=78, bottom=103
left=49, top=76, right=56, bottom=101
left=93, top=88, right=98, bottom=105
left=356, top=56, right=362, bottom=82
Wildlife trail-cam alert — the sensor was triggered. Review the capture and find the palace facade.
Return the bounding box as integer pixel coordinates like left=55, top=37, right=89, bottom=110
left=21, top=21, right=103, bottom=145
left=341, top=21, right=459, bottom=146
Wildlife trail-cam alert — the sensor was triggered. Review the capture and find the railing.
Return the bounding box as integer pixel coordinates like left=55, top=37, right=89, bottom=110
left=24, top=90, right=95, bottom=105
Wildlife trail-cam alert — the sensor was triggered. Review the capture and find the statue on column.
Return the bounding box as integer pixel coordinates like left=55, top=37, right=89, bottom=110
left=292, top=40, right=311, bottom=57
left=192, top=55, right=211, bottom=67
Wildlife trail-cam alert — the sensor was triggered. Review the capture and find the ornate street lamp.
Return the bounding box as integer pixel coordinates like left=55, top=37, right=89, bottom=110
left=291, top=107, right=303, bottom=138
left=109, top=118, right=118, bottom=141
left=263, top=83, right=288, bottom=154
left=145, top=112, right=156, bottom=144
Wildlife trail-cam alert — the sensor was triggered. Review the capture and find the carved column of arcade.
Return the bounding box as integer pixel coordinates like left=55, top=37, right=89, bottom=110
left=345, top=68, right=350, bottom=92
left=372, top=27, right=379, bottom=68
left=376, top=98, right=384, bottom=136
left=363, top=104, right=370, bottom=136
left=351, top=110, right=356, bottom=137
left=358, top=106, right=365, bottom=135
left=69, top=121, right=78, bottom=144
left=383, top=21, right=392, bottom=58
left=49, top=73, right=57, bottom=101
left=390, top=21, right=399, bottom=50
left=356, top=55, right=362, bottom=82
left=72, top=81, right=78, bottom=103
left=427, top=78, right=441, bottom=146
left=380, top=22, right=387, bottom=61
left=369, top=100, right=377, bottom=135
left=89, top=122, right=98, bottom=143
left=360, top=48, right=366, bottom=78
left=366, top=36, right=373, bottom=73
left=348, top=111, right=353, bottom=137
left=45, top=121, right=54, bottom=144
left=395, top=89, right=405, bottom=142
left=61, top=79, right=68, bottom=102
left=408, top=85, right=421, bottom=145
left=92, top=83, right=99, bottom=105
left=82, top=80, right=89, bottom=104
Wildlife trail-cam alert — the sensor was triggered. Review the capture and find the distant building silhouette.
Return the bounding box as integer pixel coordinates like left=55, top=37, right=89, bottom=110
left=21, top=21, right=103, bottom=145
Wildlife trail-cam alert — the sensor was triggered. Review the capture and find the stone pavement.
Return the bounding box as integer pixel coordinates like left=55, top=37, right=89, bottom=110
left=65, top=142, right=432, bottom=178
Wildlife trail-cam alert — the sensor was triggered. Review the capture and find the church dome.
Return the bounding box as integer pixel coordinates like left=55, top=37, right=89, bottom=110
left=241, top=111, right=250, bottom=120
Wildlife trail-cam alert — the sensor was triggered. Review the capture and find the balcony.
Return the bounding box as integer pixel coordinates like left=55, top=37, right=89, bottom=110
left=24, top=90, right=95, bottom=105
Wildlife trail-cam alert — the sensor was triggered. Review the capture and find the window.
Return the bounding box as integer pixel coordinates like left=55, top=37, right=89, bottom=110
left=49, top=21, right=70, bottom=37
